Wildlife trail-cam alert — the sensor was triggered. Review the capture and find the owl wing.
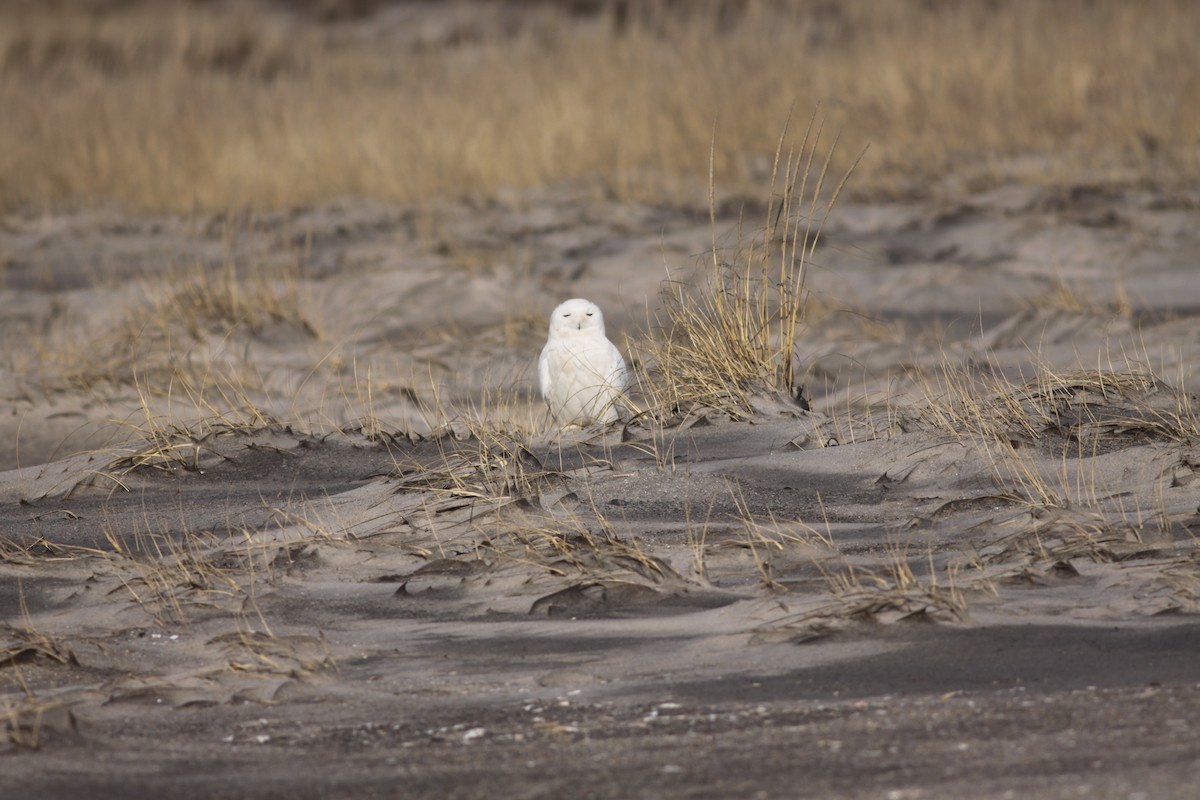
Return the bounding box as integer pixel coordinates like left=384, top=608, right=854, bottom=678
left=537, top=343, right=553, bottom=404
left=604, top=338, right=628, bottom=393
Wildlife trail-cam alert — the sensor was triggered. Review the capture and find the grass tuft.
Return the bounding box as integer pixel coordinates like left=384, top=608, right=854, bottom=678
left=636, top=111, right=860, bottom=419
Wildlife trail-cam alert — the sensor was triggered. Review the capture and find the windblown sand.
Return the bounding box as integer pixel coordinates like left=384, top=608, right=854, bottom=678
left=2, top=175, right=1199, bottom=798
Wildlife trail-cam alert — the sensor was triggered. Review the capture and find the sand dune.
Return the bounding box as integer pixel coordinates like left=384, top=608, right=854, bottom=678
left=3, top=173, right=1200, bottom=796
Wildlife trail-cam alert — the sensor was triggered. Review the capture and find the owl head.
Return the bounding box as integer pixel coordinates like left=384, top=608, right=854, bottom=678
left=548, top=298, right=606, bottom=338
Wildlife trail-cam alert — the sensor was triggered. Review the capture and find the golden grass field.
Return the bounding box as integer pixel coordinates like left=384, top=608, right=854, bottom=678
left=3, top=2, right=1200, bottom=798
left=2, top=0, right=1198, bottom=213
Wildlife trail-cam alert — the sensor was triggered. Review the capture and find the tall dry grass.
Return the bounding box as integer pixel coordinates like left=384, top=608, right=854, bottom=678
left=2, top=0, right=1197, bottom=214
left=635, top=111, right=857, bottom=418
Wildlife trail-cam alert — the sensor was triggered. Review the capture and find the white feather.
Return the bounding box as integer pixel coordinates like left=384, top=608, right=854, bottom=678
left=538, top=298, right=628, bottom=427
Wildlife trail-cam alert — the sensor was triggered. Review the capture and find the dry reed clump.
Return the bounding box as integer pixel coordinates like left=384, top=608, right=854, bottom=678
left=2, top=0, right=1197, bottom=214
left=388, top=419, right=567, bottom=503
left=154, top=258, right=315, bottom=342
left=107, top=414, right=265, bottom=476
left=701, top=489, right=982, bottom=626
left=1, top=591, right=81, bottom=750
left=209, top=629, right=335, bottom=677
left=755, top=544, right=984, bottom=642
left=0, top=535, right=93, bottom=566
left=497, top=508, right=672, bottom=585
left=920, top=360, right=1200, bottom=575
left=87, top=488, right=331, bottom=627
left=634, top=113, right=858, bottom=420
left=100, top=367, right=284, bottom=480
left=924, top=363, right=1198, bottom=456
left=1, top=696, right=78, bottom=750
left=1, top=624, right=76, bottom=670
left=976, top=507, right=1155, bottom=569
left=720, top=491, right=838, bottom=590
left=907, top=357, right=1200, bottom=587
left=97, top=525, right=250, bottom=625
left=1021, top=273, right=1133, bottom=319
left=14, top=227, right=314, bottom=400
left=819, top=552, right=973, bottom=626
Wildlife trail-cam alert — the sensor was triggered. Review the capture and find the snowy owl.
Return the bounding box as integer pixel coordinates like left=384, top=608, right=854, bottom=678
left=538, top=298, right=628, bottom=427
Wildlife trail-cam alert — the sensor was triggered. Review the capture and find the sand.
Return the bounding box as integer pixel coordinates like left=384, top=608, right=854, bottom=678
left=3, top=177, right=1200, bottom=798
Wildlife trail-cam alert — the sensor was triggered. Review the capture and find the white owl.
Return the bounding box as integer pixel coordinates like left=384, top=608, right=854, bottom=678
left=538, top=298, right=628, bottom=427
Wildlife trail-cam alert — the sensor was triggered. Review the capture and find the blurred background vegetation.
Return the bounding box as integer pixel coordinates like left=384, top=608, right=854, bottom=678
left=2, top=0, right=1197, bottom=214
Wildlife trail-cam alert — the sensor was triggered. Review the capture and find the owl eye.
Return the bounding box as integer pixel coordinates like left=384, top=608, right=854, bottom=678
left=586, top=312, right=594, bottom=316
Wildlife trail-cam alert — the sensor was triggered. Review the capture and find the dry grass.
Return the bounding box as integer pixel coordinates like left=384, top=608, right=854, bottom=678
left=754, top=541, right=986, bottom=642
left=390, top=431, right=554, bottom=508
left=925, top=362, right=1199, bottom=486
left=1, top=696, right=77, bottom=750
left=154, top=258, right=315, bottom=343
left=634, top=111, right=857, bottom=418
left=727, top=491, right=836, bottom=590
left=210, top=628, right=335, bottom=677
left=920, top=358, right=1200, bottom=577
left=2, top=0, right=1197, bottom=215
left=818, top=544, right=975, bottom=625
left=1, top=588, right=80, bottom=750
left=0, top=535, right=97, bottom=566
left=977, top=507, right=1152, bottom=567
left=2, top=584, right=77, bottom=670
left=1, top=624, right=75, bottom=670
left=496, top=508, right=672, bottom=586
left=99, top=525, right=244, bottom=625
left=1022, top=273, right=1133, bottom=319
left=3, top=0, right=1197, bottom=651
left=11, top=222, right=314, bottom=400
left=94, top=507, right=324, bottom=626
left=0, top=216, right=329, bottom=477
